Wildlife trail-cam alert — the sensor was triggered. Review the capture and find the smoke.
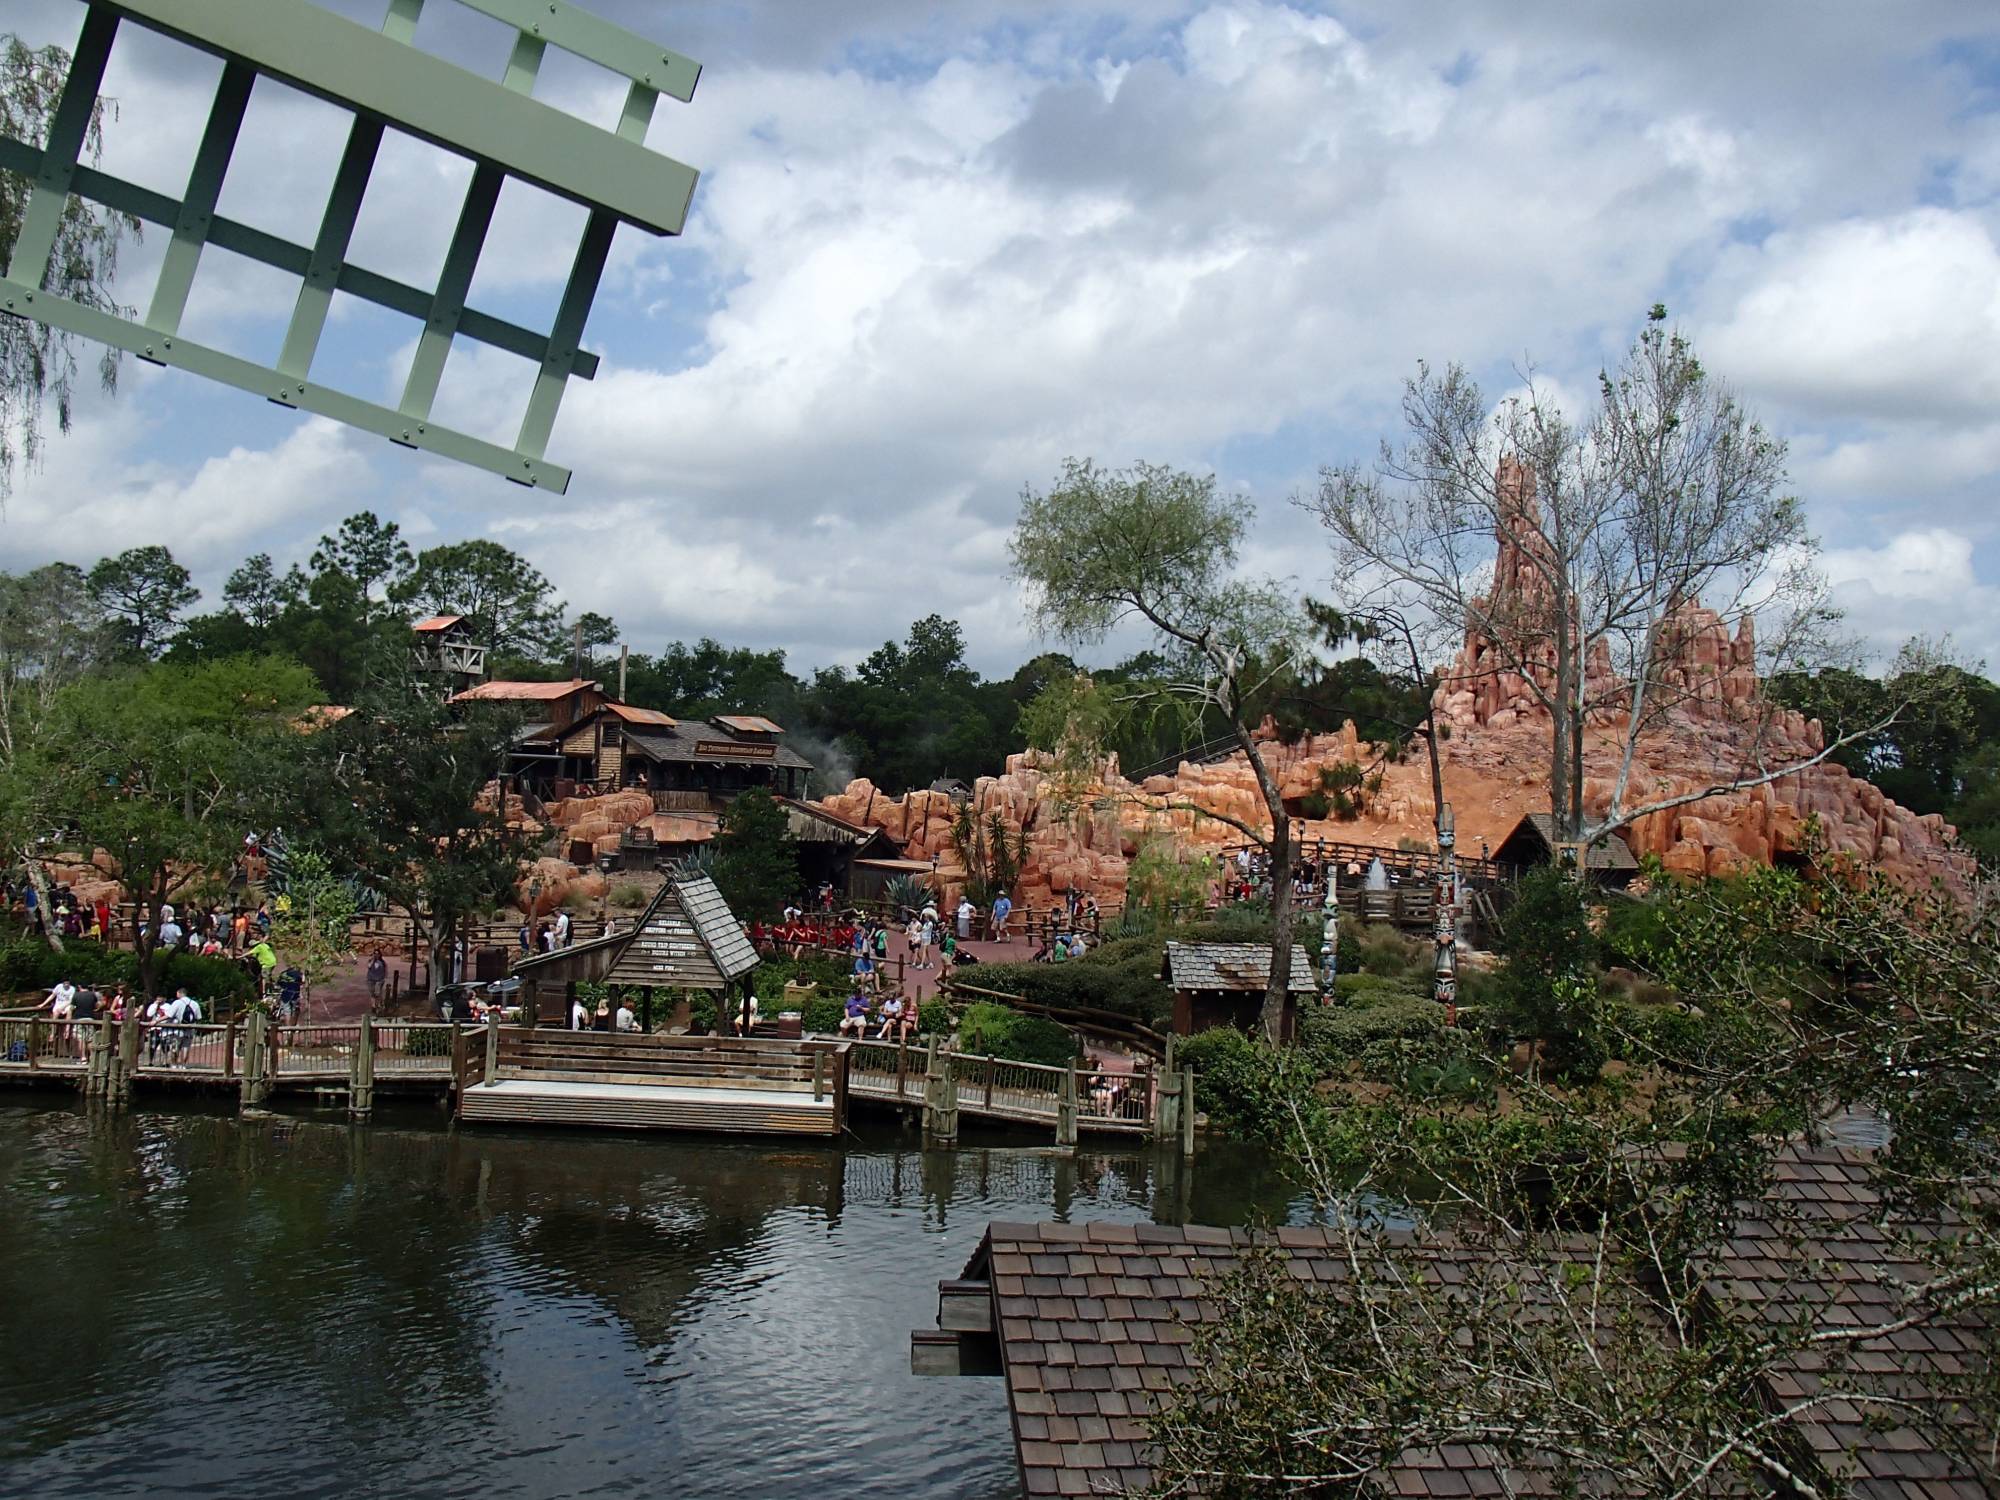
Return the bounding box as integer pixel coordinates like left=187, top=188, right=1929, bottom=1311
left=787, top=730, right=858, bottom=797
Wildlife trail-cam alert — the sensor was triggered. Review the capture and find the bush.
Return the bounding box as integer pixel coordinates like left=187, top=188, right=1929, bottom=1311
left=1350, top=922, right=1428, bottom=980
left=688, top=993, right=718, bottom=1034
left=1298, top=994, right=1444, bottom=1070
left=1177, top=1027, right=1324, bottom=1142
left=1332, top=972, right=1422, bottom=1006
left=797, top=995, right=845, bottom=1034
left=0, top=937, right=130, bottom=993
left=401, top=1024, right=454, bottom=1057
left=608, top=883, right=649, bottom=908
left=157, top=951, right=257, bottom=1010
left=917, top=999, right=950, bottom=1036
left=957, top=1001, right=1078, bottom=1066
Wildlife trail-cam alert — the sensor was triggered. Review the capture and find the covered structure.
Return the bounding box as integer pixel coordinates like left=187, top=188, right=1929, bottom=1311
left=619, top=715, right=814, bottom=804
left=508, top=872, right=758, bottom=1028
left=912, top=1144, right=1992, bottom=1498
left=780, top=799, right=911, bottom=900
left=1161, top=942, right=1315, bottom=1042
left=410, top=614, right=486, bottom=693
left=1493, top=811, right=1640, bottom=887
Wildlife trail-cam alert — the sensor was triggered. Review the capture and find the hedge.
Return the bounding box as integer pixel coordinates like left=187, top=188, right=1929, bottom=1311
left=957, top=1002, right=1078, bottom=1066
left=0, top=938, right=257, bottom=1008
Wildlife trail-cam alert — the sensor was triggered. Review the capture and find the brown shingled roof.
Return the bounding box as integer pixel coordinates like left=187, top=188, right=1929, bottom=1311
left=922, top=1143, right=1993, bottom=1498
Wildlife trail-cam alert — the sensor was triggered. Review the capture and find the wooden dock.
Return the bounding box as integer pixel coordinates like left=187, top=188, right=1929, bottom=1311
left=457, top=1030, right=851, bottom=1136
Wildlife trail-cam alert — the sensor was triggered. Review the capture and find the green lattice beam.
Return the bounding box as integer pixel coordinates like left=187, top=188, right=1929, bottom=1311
left=0, top=0, right=704, bottom=493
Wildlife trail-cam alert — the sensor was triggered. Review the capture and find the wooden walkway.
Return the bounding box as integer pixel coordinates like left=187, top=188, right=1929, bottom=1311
left=841, top=1039, right=1165, bottom=1140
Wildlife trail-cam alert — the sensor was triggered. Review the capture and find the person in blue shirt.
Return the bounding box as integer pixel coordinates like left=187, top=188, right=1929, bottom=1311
left=854, top=951, right=876, bottom=991
left=991, top=893, right=1013, bottom=939
left=838, top=990, right=870, bottom=1037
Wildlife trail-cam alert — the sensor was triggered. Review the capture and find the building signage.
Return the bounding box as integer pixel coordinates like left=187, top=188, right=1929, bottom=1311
left=693, top=740, right=777, bottom=761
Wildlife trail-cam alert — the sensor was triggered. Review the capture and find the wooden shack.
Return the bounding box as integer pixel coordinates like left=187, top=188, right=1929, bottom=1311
left=1492, top=812, right=1639, bottom=888
left=509, top=872, right=759, bottom=1026
left=1161, top=942, right=1316, bottom=1042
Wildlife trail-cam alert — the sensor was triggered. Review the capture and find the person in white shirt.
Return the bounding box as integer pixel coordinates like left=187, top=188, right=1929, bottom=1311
left=157, top=919, right=183, bottom=950
left=614, top=1003, right=637, bottom=1033
left=570, top=996, right=588, bottom=1030
left=730, top=992, right=761, bottom=1035
left=553, top=910, right=571, bottom=948
left=167, top=987, right=202, bottom=1063
left=142, top=994, right=172, bottom=1064
left=956, top=897, right=974, bottom=941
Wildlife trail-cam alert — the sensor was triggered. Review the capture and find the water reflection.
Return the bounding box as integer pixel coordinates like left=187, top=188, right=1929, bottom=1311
left=0, top=1099, right=1309, bottom=1499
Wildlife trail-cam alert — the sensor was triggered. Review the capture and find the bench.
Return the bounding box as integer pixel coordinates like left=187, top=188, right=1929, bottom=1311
left=458, top=1028, right=850, bottom=1136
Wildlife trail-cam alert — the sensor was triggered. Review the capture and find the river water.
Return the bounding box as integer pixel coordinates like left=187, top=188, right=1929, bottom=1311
left=0, top=1096, right=1315, bottom=1499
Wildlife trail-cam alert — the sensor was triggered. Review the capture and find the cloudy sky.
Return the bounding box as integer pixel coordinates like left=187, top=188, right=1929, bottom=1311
left=5, top=0, right=1998, bottom=677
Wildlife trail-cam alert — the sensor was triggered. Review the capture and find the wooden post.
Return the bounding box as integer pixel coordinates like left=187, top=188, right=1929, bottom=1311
left=115, top=1013, right=138, bottom=1103
left=224, top=1016, right=238, bottom=1080
left=1155, top=1066, right=1181, bottom=1145
left=351, top=1018, right=376, bottom=1119
left=484, top=1012, right=500, bottom=1085
left=1180, top=1065, right=1196, bottom=1156
left=27, top=1016, right=39, bottom=1071
left=239, top=1008, right=266, bottom=1107
left=896, top=1034, right=909, bottom=1101
left=1056, top=1064, right=1078, bottom=1149
left=813, top=1046, right=826, bottom=1102
left=84, top=1014, right=109, bottom=1098
left=984, top=1054, right=996, bottom=1110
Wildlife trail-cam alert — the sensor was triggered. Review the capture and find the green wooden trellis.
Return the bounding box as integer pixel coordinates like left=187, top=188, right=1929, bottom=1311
left=0, top=0, right=703, bottom=494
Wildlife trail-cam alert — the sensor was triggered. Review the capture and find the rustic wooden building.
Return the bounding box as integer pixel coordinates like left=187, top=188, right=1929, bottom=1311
left=1493, top=811, right=1639, bottom=888
left=617, top=714, right=814, bottom=804
left=410, top=613, right=486, bottom=693
left=508, top=873, right=759, bottom=1025
left=779, top=799, right=919, bottom=900
left=1160, top=941, right=1316, bottom=1041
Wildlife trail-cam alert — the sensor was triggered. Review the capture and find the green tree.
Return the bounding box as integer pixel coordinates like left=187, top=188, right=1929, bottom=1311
left=707, top=787, right=797, bottom=919
left=267, top=843, right=355, bottom=1016
left=31, top=654, right=318, bottom=997
left=0, top=34, right=140, bottom=498
left=87, top=544, right=198, bottom=658
left=309, top=511, right=413, bottom=621
left=1011, top=457, right=1307, bottom=1041
left=303, top=674, right=535, bottom=1003
left=222, top=552, right=284, bottom=632
left=393, top=539, right=561, bottom=666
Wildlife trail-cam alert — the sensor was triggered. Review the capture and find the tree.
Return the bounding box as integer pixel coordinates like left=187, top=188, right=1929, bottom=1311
left=1310, top=311, right=1884, bottom=849
left=1012, top=458, right=1307, bottom=1040
left=87, top=545, right=198, bottom=658
left=708, top=787, right=797, bottom=920
left=266, top=842, right=355, bottom=1017
left=310, top=512, right=413, bottom=620
left=30, top=654, right=318, bottom=998
left=223, top=552, right=283, bottom=632
left=1144, top=853, right=2000, bottom=1495
left=304, top=674, right=535, bottom=1003
left=0, top=34, right=141, bottom=500
left=393, top=540, right=561, bottom=666
left=0, top=561, right=109, bottom=944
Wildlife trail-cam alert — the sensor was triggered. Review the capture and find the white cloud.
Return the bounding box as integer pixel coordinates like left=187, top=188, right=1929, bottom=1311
left=1820, top=528, right=2000, bottom=667
left=1703, top=209, right=2000, bottom=424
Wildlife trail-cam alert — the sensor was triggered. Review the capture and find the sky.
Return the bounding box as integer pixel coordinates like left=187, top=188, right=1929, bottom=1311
left=4, top=0, right=1999, bottom=679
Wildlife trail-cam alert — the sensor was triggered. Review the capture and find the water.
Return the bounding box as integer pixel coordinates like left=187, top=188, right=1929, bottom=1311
left=0, top=1097, right=1314, bottom=1499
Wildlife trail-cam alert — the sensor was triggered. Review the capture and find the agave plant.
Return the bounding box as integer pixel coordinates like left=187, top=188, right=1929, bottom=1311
left=882, top=872, right=933, bottom=917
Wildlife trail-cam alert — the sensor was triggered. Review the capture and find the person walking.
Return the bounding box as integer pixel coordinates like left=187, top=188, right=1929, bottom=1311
left=990, top=893, right=1012, bottom=940
left=366, top=953, right=388, bottom=1006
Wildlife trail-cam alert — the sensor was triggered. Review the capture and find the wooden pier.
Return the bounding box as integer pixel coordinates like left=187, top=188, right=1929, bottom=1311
left=457, top=1029, right=851, bottom=1137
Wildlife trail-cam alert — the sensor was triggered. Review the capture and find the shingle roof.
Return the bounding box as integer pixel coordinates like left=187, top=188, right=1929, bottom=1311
left=1161, top=941, right=1317, bottom=994
left=1505, top=812, right=1640, bottom=871
left=924, top=1142, right=1994, bottom=1499
left=623, top=718, right=814, bottom=771
left=673, top=873, right=760, bottom=980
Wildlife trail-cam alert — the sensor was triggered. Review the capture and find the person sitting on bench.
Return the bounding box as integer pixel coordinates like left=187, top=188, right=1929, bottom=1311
left=730, top=992, right=761, bottom=1035
left=838, top=990, right=870, bottom=1038
left=874, top=994, right=903, bottom=1040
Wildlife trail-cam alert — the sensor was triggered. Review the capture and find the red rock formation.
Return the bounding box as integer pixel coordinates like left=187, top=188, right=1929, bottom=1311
left=812, top=464, right=1974, bottom=904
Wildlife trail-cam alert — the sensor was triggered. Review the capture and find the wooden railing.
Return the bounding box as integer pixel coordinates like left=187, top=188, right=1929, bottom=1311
left=843, top=1039, right=1155, bottom=1135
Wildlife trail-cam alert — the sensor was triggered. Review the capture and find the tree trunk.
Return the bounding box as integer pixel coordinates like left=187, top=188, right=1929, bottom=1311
left=1241, top=731, right=1294, bottom=1044
left=1550, top=576, right=1578, bottom=841
left=429, top=911, right=455, bottom=1002
left=136, top=879, right=163, bottom=1001
left=23, top=854, right=64, bottom=953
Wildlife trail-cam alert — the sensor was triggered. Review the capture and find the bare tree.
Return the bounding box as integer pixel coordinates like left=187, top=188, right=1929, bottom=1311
left=1012, top=458, right=1308, bottom=1040
left=1308, top=310, right=1894, bottom=849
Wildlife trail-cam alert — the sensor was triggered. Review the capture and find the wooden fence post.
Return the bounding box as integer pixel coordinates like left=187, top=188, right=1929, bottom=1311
left=1056, top=1064, right=1078, bottom=1149
left=239, top=1009, right=266, bottom=1107
left=84, top=1013, right=109, bottom=1098
left=115, top=1013, right=138, bottom=1103
left=1155, top=1067, right=1181, bottom=1145
left=27, top=1016, right=40, bottom=1072
left=484, top=1013, right=500, bottom=1085
left=1180, top=1065, right=1196, bottom=1156
left=350, top=1019, right=375, bottom=1120
left=923, top=1039, right=959, bottom=1142
left=984, top=1054, right=996, bottom=1110
left=812, top=1046, right=826, bottom=1103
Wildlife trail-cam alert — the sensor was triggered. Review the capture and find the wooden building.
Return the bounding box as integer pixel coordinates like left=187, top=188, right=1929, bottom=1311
left=1161, top=941, right=1316, bottom=1042
left=780, top=799, right=919, bottom=900
left=508, top=873, right=759, bottom=1025
left=1493, top=811, right=1639, bottom=888
left=616, top=714, right=814, bottom=803
left=410, top=614, right=486, bottom=694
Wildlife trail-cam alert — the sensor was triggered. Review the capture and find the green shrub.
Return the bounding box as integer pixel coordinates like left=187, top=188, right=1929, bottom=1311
left=917, top=999, right=950, bottom=1036
left=1298, top=994, right=1443, bottom=1071
left=401, top=1024, right=454, bottom=1057
left=1351, top=922, right=1427, bottom=980
left=797, top=995, right=845, bottom=1033
left=1177, top=1027, right=1324, bottom=1142
left=157, top=951, right=257, bottom=1010
left=608, top=883, right=649, bottom=908
left=688, top=993, right=718, bottom=1034
left=957, top=1001, right=1077, bottom=1066
left=1332, top=972, right=1422, bottom=1005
